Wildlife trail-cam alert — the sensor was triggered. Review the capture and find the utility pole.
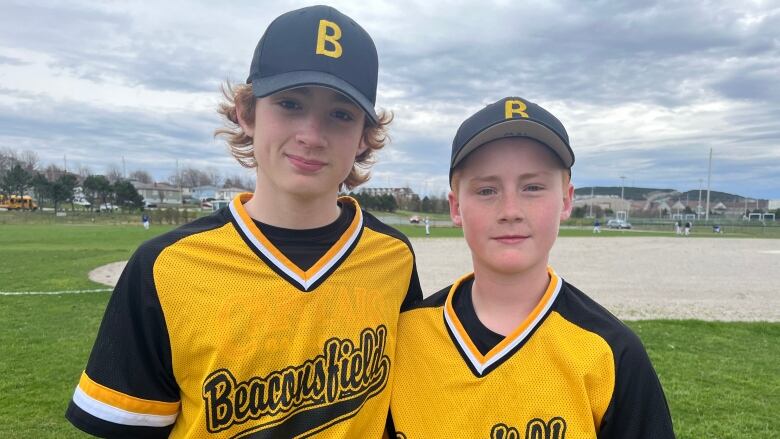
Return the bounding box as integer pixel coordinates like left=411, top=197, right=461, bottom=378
left=698, top=178, right=703, bottom=218
left=589, top=186, right=594, bottom=217
left=705, top=148, right=712, bottom=222
left=176, top=159, right=183, bottom=204
left=63, top=154, right=67, bottom=173
left=619, top=176, right=626, bottom=218
left=122, top=156, right=127, bottom=179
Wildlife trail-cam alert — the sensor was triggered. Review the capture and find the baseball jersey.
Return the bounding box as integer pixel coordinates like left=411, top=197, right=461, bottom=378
left=390, top=268, right=674, bottom=438
left=66, top=193, right=422, bottom=438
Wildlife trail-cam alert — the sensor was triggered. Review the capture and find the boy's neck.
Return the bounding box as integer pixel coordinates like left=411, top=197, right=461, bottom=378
left=243, top=184, right=342, bottom=229
left=470, top=263, right=551, bottom=336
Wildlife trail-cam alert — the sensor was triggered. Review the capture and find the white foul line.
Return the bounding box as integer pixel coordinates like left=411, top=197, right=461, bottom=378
left=0, top=288, right=112, bottom=296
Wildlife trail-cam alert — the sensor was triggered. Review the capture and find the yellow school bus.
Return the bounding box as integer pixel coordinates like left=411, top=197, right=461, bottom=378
left=0, top=194, right=38, bottom=210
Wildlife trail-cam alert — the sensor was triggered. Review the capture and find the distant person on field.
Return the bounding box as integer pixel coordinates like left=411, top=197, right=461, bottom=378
left=66, top=6, right=422, bottom=438
left=424, top=216, right=431, bottom=236
left=675, top=220, right=682, bottom=235
left=593, top=218, right=601, bottom=233
left=684, top=221, right=691, bottom=236
left=389, top=97, right=674, bottom=438
left=141, top=213, right=150, bottom=230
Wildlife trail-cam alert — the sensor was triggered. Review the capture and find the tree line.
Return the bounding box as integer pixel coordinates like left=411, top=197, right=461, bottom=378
left=0, top=148, right=255, bottom=212
left=346, top=191, right=450, bottom=214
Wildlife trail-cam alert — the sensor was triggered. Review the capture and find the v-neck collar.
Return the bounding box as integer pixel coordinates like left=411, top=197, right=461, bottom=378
left=228, top=193, right=364, bottom=291
left=443, top=266, right=563, bottom=377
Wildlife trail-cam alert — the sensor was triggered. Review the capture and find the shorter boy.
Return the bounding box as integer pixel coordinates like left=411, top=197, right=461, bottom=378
left=389, top=97, right=674, bottom=438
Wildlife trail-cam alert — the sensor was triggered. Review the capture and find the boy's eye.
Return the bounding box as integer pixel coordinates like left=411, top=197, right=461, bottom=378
left=525, top=185, right=544, bottom=192
left=476, top=187, right=497, bottom=196
left=331, top=109, right=355, bottom=121
left=277, top=99, right=301, bottom=110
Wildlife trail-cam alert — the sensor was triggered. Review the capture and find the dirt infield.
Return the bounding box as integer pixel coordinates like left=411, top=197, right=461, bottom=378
left=90, top=237, right=780, bottom=321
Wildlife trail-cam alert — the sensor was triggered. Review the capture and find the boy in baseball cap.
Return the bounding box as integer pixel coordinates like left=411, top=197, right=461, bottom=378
left=389, top=97, right=674, bottom=437
left=67, top=6, right=421, bottom=438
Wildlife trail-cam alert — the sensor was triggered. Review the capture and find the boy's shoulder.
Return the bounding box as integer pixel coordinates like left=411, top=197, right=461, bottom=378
left=132, top=209, right=231, bottom=266
left=401, top=284, right=450, bottom=313
left=555, top=280, right=646, bottom=355
left=359, top=208, right=414, bottom=251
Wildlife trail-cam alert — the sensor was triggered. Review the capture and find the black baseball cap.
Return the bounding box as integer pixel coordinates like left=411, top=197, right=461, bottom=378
left=246, top=5, right=379, bottom=123
left=450, top=97, right=574, bottom=184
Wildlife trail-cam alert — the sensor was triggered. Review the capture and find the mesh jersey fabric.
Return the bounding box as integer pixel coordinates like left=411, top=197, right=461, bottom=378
left=66, top=194, right=422, bottom=438
left=389, top=268, right=674, bottom=439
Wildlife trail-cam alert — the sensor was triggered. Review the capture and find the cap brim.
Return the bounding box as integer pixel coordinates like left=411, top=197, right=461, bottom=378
left=250, top=71, right=378, bottom=124
left=451, top=119, right=574, bottom=170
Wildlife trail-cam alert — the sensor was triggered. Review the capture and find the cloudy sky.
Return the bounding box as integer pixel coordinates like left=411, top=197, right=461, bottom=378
left=1, top=0, right=778, bottom=199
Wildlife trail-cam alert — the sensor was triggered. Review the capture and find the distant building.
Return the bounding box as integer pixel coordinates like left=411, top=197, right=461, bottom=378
left=572, top=195, right=630, bottom=214
left=358, top=187, right=418, bottom=203
left=130, top=181, right=182, bottom=205
left=191, top=185, right=219, bottom=201
left=216, top=187, right=246, bottom=201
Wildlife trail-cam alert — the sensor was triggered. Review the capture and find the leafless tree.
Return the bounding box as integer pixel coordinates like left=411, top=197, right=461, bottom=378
left=78, top=165, right=92, bottom=180
left=176, top=166, right=213, bottom=187
left=129, top=170, right=153, bottom=183
left=105, top=164, right=124, bottom=183
left=0, top=147, right=19, bottom=174
left=18, top=150, right=39, bottom=173
left=206, top=166, right=222, bottom=188
left=42, top=164, right=66, bottom=181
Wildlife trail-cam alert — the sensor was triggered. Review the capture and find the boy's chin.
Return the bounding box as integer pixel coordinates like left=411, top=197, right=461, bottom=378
left=478, top=255, right=546, bottom=276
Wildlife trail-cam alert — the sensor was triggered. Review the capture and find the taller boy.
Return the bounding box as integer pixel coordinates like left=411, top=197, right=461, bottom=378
left=67, top=6, right=421, bottom=438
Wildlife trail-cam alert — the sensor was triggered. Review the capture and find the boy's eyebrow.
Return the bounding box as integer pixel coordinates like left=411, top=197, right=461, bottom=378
left=467, top=170, right=556, bottom=183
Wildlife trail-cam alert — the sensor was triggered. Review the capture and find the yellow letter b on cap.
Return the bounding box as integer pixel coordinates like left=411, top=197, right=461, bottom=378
left=316, top=19, right=343, bottom=58
left=505, top=100, right=529, bottom=119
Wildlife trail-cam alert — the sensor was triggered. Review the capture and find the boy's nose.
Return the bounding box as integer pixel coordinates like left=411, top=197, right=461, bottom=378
left=295, top=115, right=328, bottom=149
left=498, top=194, right=524, bottom=223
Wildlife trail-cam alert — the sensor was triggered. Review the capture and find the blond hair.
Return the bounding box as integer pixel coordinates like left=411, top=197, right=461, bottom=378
left=215, top=82, right=392, bottom=190
left=449, top=138, right=571, bottom=193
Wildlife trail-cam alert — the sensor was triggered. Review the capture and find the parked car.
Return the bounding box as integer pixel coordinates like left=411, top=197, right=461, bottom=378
left=606, top=219, right=632, bottom=229
left=409, top=215, right=421, bottom=224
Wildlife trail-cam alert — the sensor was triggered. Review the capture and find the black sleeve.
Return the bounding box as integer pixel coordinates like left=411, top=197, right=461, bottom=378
left=598, top=334, right=675, bottom=438
left=400, top=260, right=423, bottom=312
left=65, top=245, right=180, bottom=437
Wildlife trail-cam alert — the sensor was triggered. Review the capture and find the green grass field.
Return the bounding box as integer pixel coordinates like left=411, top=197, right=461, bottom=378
left=1, top=223, right=778, bottom=437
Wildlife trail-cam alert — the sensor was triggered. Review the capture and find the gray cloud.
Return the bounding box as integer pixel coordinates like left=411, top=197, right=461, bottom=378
left=1, top=0, right=778, bottom=200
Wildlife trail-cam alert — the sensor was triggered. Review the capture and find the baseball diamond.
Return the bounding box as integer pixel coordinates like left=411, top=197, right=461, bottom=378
left=90, top=236, right=780, bottom=322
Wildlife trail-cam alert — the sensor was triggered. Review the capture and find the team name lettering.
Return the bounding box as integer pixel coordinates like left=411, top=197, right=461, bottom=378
left=202, top=326, right=389, bottom=433
left=491, top=418, right=566, bottom=439
left=504, top=99, right=529, bottom=119
left=316, top=19, right=343, bottom=58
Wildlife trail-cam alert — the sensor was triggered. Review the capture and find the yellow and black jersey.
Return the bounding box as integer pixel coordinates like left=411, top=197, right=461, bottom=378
left=390, top=268, right=674, bottom=439
left=66, top=194, right=422, bottom=438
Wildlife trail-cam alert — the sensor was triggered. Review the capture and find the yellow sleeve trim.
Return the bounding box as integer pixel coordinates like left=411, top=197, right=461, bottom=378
left=79, top=371, right=180, bottom=416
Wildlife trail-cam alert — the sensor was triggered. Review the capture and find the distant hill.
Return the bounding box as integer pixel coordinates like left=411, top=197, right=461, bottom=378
left=575, top=186, right=760, bottom=203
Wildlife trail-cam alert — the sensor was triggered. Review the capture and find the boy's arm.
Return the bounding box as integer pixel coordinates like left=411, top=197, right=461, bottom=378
left=65, top=249, right=180, bottom=438
left=400, top=261, right=423, bottom=311
left=598, top=336, right=675, bottom=438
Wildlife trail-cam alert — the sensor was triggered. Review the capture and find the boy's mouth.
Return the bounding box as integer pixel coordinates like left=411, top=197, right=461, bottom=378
left=285, top=153, right=327, bottom=172
left=493, top=235, right=529, bottom=244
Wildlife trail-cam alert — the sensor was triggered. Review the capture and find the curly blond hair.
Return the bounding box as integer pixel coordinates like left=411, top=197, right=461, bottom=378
left=215, top=82, right=392, bottom=190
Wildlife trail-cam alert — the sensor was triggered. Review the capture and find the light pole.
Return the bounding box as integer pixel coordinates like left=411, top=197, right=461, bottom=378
left=619, top=175, right=626, bottom=219
left=698, top=178, right=703, bottom=218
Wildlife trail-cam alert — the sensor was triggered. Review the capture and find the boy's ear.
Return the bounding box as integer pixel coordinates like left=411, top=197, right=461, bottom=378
left=356, top=136, right=369, bottom=157
left=236, top=99, right=255, bottom=139
left=448, top=190, right=463, bottom=227
left=560, top=182, right=575, bottom=221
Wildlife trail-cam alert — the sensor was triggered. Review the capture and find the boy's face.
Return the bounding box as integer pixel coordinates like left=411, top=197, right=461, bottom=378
left=448, top=138, right=574, bottom=277
left=250, top=86, right=367, bottom=199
